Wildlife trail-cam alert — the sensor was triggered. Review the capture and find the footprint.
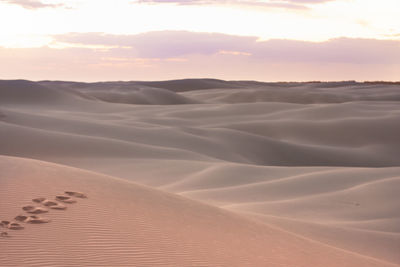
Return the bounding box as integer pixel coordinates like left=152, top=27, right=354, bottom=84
left=0, top=221, right=10, bottom=228
left=33, top=198, right=67, bottom=210
left=32, top=197, right=46, bottom=203
left=48, top=203, right=67, bottom=210
left=14, top=215, right=50, bottom=224
left=42, top=200, right=58, bottom=206
left=26, top=215, right=51, bottom=224
left=8, top=222, right=24, bottom=230
left=43, top=200, right=67, bottom=210
left=0, top=232, right=9, bottom=238
left=56, top=195, right=77, bottom=204
left=65, top=191, right=87, bottom=198
left=1, top=221, right=23, bottom=230
left=14, top=215, right=29, bottom=222
left=22, top=205, right=48, bottom=214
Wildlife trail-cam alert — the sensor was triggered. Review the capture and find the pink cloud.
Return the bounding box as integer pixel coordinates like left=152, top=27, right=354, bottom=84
left=54, top=31, right=400, bottom=64
left=1, top=31, right=399, bottom=81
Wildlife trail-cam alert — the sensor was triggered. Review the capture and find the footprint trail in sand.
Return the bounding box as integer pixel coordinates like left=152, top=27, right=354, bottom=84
left=0, top=191, right=87, bottom=237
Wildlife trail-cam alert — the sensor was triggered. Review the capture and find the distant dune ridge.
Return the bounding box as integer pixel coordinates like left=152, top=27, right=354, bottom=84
left=0, top=79, right=399, bottom=266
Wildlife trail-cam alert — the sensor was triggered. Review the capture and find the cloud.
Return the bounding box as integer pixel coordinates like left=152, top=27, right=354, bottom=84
left=53, top=31, right=400, bottom=64
left=218, top=50, right=252, bottom=56
left=137, top=0, right=335, bottom=3
left=54, top=31, right=258, bottom=58
left=135, top=0, right=336, bottom=9
left=1, top=31, right=399, bottom=81
left=283, top=0, right=333, bottom=2
left=2, top=0, right=64, bottom=9
left=1, top=0, right=336, bottom=10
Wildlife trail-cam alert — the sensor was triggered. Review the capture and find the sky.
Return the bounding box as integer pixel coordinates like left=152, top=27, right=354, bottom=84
left=0, top=0, right=399, bottom=81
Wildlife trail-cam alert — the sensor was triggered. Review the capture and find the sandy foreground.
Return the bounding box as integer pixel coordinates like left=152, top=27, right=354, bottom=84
left=0, top=79, right=399, bottom=266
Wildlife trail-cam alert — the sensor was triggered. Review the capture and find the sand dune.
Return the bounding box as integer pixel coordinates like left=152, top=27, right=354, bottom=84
left=0, top=79, right=399, bottom=266
left=0, top=80, right=88, bottom=106
left=181, top=81, right=400, bottom=104
left=0, top=156, right=395, bottom=267
left=76, top=85, right=199, bottom=105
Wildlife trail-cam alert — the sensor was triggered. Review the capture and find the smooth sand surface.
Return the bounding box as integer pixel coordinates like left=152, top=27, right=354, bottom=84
left=1, top=79, right=399, bottom=266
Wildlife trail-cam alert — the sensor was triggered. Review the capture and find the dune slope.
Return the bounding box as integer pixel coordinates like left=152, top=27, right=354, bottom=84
left=1, top=79, right=399, bottom=266
left=1, top=156, right=395, bottom=267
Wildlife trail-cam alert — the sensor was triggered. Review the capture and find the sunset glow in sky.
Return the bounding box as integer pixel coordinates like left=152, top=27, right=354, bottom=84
left=0, top=0, right=399, bottom=81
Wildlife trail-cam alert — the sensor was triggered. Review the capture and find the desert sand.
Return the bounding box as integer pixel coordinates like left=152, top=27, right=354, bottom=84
left=0, top=79, right=399, bottom=266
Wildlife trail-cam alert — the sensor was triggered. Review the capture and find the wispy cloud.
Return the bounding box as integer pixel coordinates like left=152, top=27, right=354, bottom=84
left=1, top=31, right=399, bottom=81
left=54, top=31, right=258, bottom=58
left=2, top=0, right=64, bottom=9
left=135, top=0, right=336, bottom=9
left=53, top=31, right=400, bottom=64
